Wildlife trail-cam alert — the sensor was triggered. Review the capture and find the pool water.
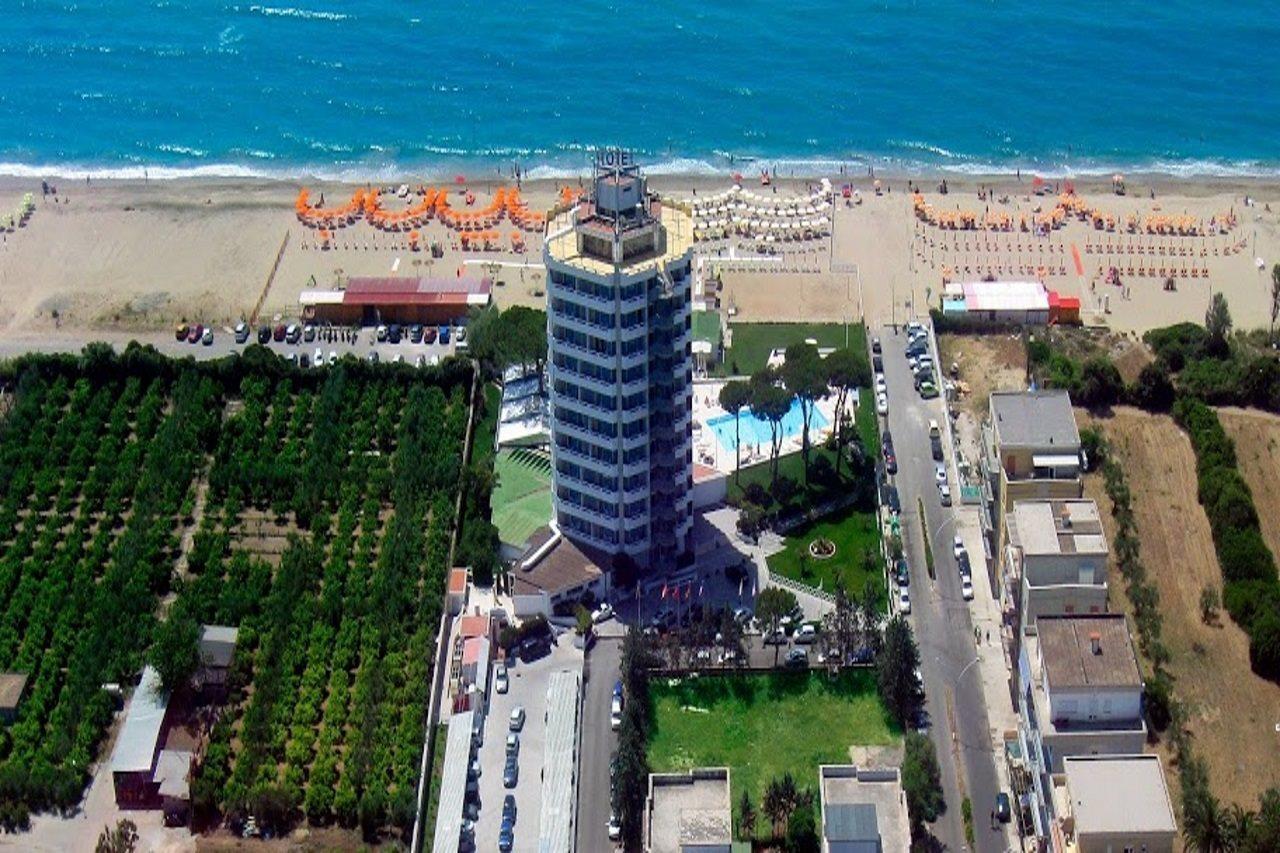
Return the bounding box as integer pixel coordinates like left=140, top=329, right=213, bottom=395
left=706, top=398, right=828, bottom=452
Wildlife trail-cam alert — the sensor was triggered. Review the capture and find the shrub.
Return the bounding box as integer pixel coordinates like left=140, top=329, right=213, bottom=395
left=1077, top=356, right=1124, bottom=409
left=1129, top=362, right=1176, bottom=412
left=1144, top=672, right=1174, bottom=732
left=1216, top=526, right=1276, bottom=584
left=1223, top=580, right=1280, bottom=630
left=1143, top=322, right=1207, bottom=371
left=1248, top=610, right=1280, bottom=681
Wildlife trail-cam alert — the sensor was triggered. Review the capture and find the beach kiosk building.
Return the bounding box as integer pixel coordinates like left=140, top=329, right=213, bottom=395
left=544, top=152, right=696, bottom=576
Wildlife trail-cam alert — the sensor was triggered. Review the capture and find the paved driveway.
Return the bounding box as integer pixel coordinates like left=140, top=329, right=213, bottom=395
left=878, top=324, right=1006, bottom=853
left=574, top=633, right=622, bottom=851
left=474, top=634, right=581, bottom=853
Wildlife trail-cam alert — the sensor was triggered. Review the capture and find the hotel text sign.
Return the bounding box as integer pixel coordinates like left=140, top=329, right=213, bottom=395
left=595, top=148, right=634, bottom=168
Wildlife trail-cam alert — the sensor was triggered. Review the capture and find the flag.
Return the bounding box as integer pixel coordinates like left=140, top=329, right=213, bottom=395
left=686, top=582, right=693, bottom=600
left=661, top=584, right=668, bottom=600
left=738, top=577, right=745, bottom=597
left=698, top=583, right=705, bottom=597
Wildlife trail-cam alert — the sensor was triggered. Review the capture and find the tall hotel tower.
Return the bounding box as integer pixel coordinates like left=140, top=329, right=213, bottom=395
left=543, top=152, right=695, bottom=575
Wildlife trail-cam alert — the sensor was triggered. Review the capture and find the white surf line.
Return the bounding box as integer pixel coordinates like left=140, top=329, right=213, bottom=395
left=461, top=259, right=543, bottom=269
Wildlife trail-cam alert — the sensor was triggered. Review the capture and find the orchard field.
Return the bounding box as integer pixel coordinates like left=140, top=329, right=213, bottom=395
left=0, top=346, right=480, bottom=840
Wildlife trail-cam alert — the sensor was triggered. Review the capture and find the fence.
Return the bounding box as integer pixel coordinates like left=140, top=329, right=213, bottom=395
left=769, top=571, right=835, bottom=604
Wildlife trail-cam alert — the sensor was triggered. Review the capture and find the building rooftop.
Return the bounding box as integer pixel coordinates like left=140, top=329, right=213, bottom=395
left=539, top=670, right=582, bottom=853
left=545, top=203, right=693, bottom=277
left=991, top=390, right=1080, bottom=450
left=198, top=625, right=238, bottom=669
left=301, top=275, right=491, bottom=308
left=646, top=768, right=733, bottom=853
left=1037, top=615, right=1141, bottom=690
left=1011, top=501, right=1107, bottom=556
left=457, top=614, right=490, bottom=640
left=819, top=766, right=910, bottom=853
left=447, top=567, right=468, bottom=596
left=512, top=526, right=605, bottom=597
left=0, top=672, right=27, bottom=711
left=1062, top=755, right=1176, bottom=837
left=155, top=749, right=191, bottom=800
left=110, top=666, right=168, bottom=775
left=430, top=710, right=474, bottom=853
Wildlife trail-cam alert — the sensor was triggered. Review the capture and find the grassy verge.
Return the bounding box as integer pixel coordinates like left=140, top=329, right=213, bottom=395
left=962, top=797, right=975, bottom=846
left=421, top=724, right=448, bottom=837
left=918, top=497, right=935, bottom=579
left=856, top=387, right=880, bottom=454
left=647, top=670, right=900, bottom=841
left=766, top=505, right=885, bottom=604
left=716, top=322, right=866, bottom=377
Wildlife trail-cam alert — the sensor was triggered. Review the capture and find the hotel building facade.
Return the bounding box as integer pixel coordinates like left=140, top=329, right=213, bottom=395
left=543, top=154, right=695, bottom=574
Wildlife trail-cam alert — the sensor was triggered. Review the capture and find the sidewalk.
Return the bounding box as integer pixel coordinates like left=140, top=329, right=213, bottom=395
left=954, top=505, right=1019, bottom=852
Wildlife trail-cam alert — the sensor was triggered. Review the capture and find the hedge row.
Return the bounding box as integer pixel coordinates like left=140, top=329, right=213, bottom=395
left=1172, top=398, right=1280, bottom=680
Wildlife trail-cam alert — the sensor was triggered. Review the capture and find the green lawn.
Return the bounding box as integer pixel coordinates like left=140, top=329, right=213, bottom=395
left=767, top=504, right=886, bottom=604
left=492, top=448, right=552, bottom=547
left=716, top=322, right=867, bottom=377
left=856, top=387, right=880, bottom=454
left=647, top=671, right=899, bottom=840
left=471, top=383, right=501, bottom=467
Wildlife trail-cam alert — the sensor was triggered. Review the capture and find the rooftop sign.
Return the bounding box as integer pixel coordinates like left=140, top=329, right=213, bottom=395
left=595, top=148, right=635, bottom=168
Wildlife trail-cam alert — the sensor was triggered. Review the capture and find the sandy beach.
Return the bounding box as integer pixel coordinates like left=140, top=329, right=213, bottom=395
left=1, top=171, right=1277, bottom=343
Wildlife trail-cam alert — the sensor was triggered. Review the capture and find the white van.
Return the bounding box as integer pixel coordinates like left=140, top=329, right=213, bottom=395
left=928, top=419, right=940, bottom=439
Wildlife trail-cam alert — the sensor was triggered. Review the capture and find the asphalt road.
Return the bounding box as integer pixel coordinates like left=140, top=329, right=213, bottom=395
left=575, top=633, right=622, bottom=852
left=878, top=324, right=1005, bottom=853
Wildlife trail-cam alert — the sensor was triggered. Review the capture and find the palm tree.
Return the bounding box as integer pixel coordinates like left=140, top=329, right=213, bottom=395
left=778, top=771, right=800, bottom=828
left=762, top=779, right=787, bottom=839
left=1183, top=789, right=1229, bottom=852
left=738, top=790, right=756, bottom=840
left=1223, top=803, right=1255, bottom=852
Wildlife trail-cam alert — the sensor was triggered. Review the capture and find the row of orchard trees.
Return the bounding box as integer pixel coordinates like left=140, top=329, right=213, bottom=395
left=0, top=346, right=474, bottom=835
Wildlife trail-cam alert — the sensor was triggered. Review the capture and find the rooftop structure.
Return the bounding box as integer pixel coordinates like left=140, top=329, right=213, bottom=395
left=538, top=670, right=583, bottom=853
left=1054, top=755, right=1176, bottom=853
left=1004, top=500, right=1109, bottom=634
left=0, top=672, right=27, bottom=723
left=990, top=390, right=1081, bottom=454
left=198, top=625, right=238, bottom=669
left=300, top=275, right=491, bottom=325
left=818, top=766, right=910, bottom=853
left=644, top=767, right=733, bottom=853
left=545, top=153, right=695, bottom=576
left=110, top=666, right=169, bottom=776
left=1037, top=614, right=1141, bottom=691
left=497, top=364, right=550, bottom=449
left=509, top=524, right=608, bottom=617
left=430, top=710, right=475, bottom=853
left=1017, top=616, right=1146, bottom=836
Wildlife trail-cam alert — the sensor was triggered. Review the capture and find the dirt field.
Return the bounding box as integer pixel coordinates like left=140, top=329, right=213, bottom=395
left=938, top=332, right=1026, bottom=416
left=1079, top=407, right=1280, bottom=809
left=1218, top=407, right=1280, bottom=562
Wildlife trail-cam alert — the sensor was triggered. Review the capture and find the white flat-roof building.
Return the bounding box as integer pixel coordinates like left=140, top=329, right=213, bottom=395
left=545, top=154, right=695, bottom=575
left=538, top=670, right=583, bottom=853
left=818, top=765, right=910, bottom=853
left=1005, top=500, right=1109, bottom=634
left=644, top=767, right=733, bottom=853
left=430, top=710, right=476, bottom=853
left=1052, top=755, right=1177, bottom=853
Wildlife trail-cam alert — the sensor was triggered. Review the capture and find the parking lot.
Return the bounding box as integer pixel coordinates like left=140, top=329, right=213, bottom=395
left=473, top=631, right=582, bottom=853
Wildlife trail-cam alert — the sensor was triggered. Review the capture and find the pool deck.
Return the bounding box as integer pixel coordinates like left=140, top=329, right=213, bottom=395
left=691, top=378, right=849, bottom=475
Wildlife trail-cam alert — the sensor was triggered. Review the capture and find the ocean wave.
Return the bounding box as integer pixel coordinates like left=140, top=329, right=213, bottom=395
left=246, top=5, right=350, bottom=22
left=3, top=153, right=1279, bottom=184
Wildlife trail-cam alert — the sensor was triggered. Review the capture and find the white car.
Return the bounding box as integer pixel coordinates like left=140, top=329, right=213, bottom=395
left=328, top=350, right=338, bottom=365
left=875, top=374, right=887, bottom=393
left=876, top=393, right=889, bottom=415
left=313, top=348, right=324, bottom=367
left=495, top=663, right=508, bottom=694
left=935, top=462, right=947, bottom=484
left=591, top=602, right=614, bottom=624
left=961, top=577, right=975, bottom=600
left=953, top=535, right=966, bottom=560
left=608, top=815, right=622, bottom=841
left=938, top=482, right=952, bottom=506
left=898, top=586, right=911, bottom=615
left=794, top=624, right=817, bottom=644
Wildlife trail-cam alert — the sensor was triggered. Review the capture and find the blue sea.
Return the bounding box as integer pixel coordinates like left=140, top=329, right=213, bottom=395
left=2, top=1, right=1278, bottom=180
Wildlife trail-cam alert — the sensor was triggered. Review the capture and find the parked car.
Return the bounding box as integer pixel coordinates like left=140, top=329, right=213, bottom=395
left=201, top=328, right=214, bottom=345
left=455, top=325, right=467, bottom=342
left=899, top=586, right=911, bottom=615
left=253, top=324, right=268, bottom=344
left=409, top=324, right=424, bottom=343
left=919, top=380, right=940, bottom=399
left=895, top=559, right=909, bottom=587
left=175, top=323, right=189, bottom=341
left=367, top=350, right=379, bottom=364
left=958, top=552, right=972, bottom=579
left=503, top=794, right=517, bottom=823
left=498, top=826, right=513, bottom=852
left=285, top=324, right=300, bottom=344
left=607, top=814, right=622, bottom=841
left=303, top=325, right=316, bottom=342
left=328, top=350, right=337, bottom=365
left=272, top=323, right=286, bottom=342
left=930, top=435, right=944, bottom=461
left=938, top=482, right=952, bottom=506
left=187, top=324, right=203, bottom=344
left=592, top=602, right=614, bottom=623
left=234, top=322, right=249, bottom=343
left=794, top=624, right=817, bottom=644
left=872, top=353, right=883, bottom=372
left=505, top=733, right=519, bottom=756
left=503, top=756, right=519, bottom=788
left=995, top=791, right=1012, bottom=823
left=884, top=450, right=897, bottom=475
left=784, top=648, right=809, bottom=668
left=495, top=663, right=508, bottom=693
left=376, top=324, right=388, bottom=341
left=871, top=336, right=882, bottom=354
left=875, top=374, right=887, bottom=393
left=935, top=462, right=947, bottom=484
left=961, top=577, right=975, bottom=601
left=876, top=393, right=888, bottom=416
left=423, top=326, right=438, bottom=343
left=886, top=486, right=901, bottom=514
left=438, top=324, right=451, bottom=344
left=509, top=706, right=525, bottom=731
left=952, top=535, right=966, bottom=560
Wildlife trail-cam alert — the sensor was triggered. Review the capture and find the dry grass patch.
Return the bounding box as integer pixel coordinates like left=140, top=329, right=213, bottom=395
left=938, top=331, right=1026, bottom=416
left=1079, top=407, right=1280, bottom=808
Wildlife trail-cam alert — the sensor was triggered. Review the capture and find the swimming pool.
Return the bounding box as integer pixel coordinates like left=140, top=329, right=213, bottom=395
left=705, top=398, right=829, bottom=453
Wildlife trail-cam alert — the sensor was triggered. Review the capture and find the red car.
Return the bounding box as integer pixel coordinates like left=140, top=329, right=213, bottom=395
left=273, top=324, right=287, bottom=342
left=187, top=324, right=203, bottom=344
